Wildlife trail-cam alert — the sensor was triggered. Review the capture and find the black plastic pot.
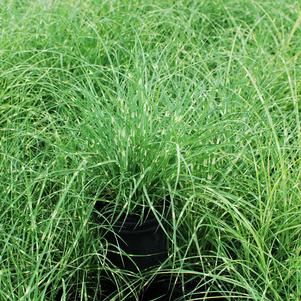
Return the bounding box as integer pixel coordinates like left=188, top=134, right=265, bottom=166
left=104, top=212, right=168, bottom=272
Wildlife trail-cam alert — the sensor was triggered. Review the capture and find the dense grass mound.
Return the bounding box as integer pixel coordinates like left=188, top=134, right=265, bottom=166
left=1, top=1, right=300, bottom=300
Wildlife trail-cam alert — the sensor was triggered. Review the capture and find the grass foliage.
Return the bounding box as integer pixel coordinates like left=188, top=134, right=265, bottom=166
left=1, top=0, right=301, bottom=300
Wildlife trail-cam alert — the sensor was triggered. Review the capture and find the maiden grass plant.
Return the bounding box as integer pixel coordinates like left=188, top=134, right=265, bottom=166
left=76, top=61, right=204, bottom=214
left=1, top=0, right=301, bottom=300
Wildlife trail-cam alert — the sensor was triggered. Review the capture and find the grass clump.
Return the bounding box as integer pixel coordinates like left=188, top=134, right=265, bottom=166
left=1, top=0, right=301, bottom=300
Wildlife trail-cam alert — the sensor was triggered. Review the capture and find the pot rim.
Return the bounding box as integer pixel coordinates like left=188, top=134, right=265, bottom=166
left=109, top=212, right=166, bottom=233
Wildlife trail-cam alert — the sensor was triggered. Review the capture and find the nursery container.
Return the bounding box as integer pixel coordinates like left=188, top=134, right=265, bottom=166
left=104, top=212, right=168, bottom=272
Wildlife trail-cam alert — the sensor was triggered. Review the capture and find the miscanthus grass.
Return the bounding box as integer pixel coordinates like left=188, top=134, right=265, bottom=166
left=1, top=0, right=300, bottom=300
